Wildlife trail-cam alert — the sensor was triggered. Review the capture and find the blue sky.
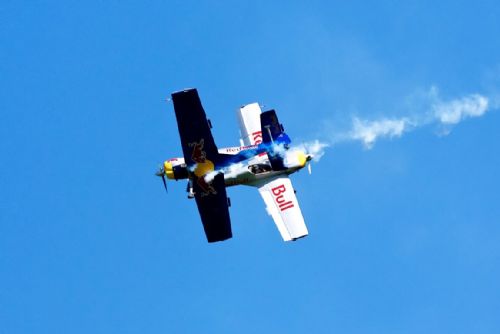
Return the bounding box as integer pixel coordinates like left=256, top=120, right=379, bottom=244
left=1, top=1, right=499, bottom=333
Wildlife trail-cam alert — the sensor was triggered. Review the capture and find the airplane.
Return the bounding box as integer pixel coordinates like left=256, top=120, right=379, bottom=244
left=156, top=88, right=315, bottom=243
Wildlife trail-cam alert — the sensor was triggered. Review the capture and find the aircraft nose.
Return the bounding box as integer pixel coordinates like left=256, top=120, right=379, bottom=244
left=155, top=166, right=165, bottom=176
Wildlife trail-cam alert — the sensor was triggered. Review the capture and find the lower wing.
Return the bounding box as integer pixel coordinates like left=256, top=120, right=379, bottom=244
left=256, top=176, right=308, bottom=241
left=193, top=173, right=232, bottom=243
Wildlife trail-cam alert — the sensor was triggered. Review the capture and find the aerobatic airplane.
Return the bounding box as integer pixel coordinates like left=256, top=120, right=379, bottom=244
left=156, top=88, right=314, bottom=243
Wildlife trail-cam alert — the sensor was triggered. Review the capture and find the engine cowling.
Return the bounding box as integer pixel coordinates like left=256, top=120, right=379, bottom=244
left=164, top=158, right=188, bottom=180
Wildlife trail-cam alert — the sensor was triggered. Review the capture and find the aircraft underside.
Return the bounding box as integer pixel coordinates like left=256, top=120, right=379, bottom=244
left=157, top=88, right=313, bottom=242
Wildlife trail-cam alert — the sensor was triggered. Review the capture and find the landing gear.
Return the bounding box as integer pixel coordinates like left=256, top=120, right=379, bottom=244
left=186, top=180, right=195, bottom=199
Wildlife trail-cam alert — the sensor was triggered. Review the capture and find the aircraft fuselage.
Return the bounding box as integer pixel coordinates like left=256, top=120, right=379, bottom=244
left=162, top=142, right=308, bottom=190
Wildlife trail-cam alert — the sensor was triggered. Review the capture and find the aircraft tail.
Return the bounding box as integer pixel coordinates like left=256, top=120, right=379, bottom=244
left=260, top=110, right=291, bottom=170
left=261, top=110, right=285, bottom=143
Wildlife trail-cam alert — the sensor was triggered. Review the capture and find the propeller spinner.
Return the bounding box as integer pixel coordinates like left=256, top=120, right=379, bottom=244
left=155, top=165, right=168, bottom=193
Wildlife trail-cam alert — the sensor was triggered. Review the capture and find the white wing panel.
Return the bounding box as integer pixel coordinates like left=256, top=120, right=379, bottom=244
left=237, top=103, right=263, bottom=146
left=257, top=176, right=308, bottom=241
left=259, top=189, right=292, bottom=241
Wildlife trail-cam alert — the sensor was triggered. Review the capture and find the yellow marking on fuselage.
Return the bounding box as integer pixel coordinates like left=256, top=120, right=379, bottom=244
left=193, top=160, right=215, bottom=177
left=164, top=161, right=176, bottom=180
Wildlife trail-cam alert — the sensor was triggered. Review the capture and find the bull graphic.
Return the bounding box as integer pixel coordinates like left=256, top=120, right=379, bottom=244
left=189, top=139, right=217, bottom=195
left=189, top=139, right=207, bottom=163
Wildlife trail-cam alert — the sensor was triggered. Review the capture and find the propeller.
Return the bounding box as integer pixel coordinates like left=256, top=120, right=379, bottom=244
left=160, top=175, right=168, bottom=193
left=301, top=145, right=314, bottom=175
left=155, top=165, right=168, bottom=193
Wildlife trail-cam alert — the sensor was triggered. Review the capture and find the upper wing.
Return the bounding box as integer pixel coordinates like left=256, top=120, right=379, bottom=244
left=237, top=103, right=263, bottom=146
left=256, top=176, right=308, bottom=241
left=171, top=89, right=231, bottom=243
left=171, top=89, right=220, bottom=168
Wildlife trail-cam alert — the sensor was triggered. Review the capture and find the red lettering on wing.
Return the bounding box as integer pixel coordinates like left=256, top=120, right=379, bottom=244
left=271, top=184, right=286, bottom=196
left=252, top=131, right=263, bottom=145
left=271, top=184, right=294, bottom=212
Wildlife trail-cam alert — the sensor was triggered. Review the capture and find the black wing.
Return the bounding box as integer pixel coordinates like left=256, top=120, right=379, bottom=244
left=171, top=89, right=220, bottom=168
left=193, top=173, right=232, bottom=242
left=171, top=89, right=232, bottom=243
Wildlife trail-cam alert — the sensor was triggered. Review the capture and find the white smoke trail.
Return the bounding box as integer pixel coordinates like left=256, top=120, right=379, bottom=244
left=333, top=87, right=491, bottom=149
left=348, top=117, right=412, bottom=149
left=433, top=94, right=488, bottom=125
left=275, top=140, right=330, bottom=168
left=202, top=87, right=491, bottom=180
left=298, top=140, right=329, bottom=161
left=203, top=162, right=245, bottom=183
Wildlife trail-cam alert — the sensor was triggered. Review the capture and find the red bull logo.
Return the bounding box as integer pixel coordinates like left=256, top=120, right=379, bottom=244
left=189, top=139, right=216, bottom=195
left=252, top=131, right=263, bottom=145
left=271, top=184, right=294, bottom=211
left=252, top=131, right=267, bottom=157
